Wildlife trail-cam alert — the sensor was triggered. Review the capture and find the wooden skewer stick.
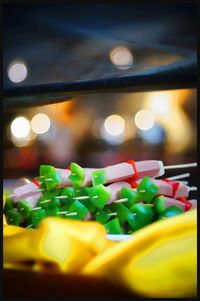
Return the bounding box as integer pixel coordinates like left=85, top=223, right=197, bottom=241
left=56, top=196, right=69, bottom=199
left=177, top=181, right=188, bottom=185
left=40, top=199, right=51, bottom=203
left=66, top=212, right=78, bottom=216
left=164, top=162, right=197, bottom=169
left=58, top=211, right=68, bottom=214
left=31, top=207, right=42, bottom=211
left=188, top=186, right=197, bottom=191
left=113, top=198, right=128, bottom=203
left=138, top=189, right=146, bottom=193
left=44, top=178, right=53, bottom=181
left=71, top=173, right=77, bottom=176
left=27, top=224, right=34, bottom=228
left=166, top=173, right=190, bottom=180
left=73, top=196, right=90, bottom=200
left=108, top=212, right=118, bottom=216
left=145, top=204, right=154, bottom=207
left=33, top=188, right=45, bottom=192
left=132, top=213, right=137, bottom=216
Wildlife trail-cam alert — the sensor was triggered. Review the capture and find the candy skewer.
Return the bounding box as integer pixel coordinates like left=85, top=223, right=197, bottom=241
left=164, top=162, right=197, bottom=169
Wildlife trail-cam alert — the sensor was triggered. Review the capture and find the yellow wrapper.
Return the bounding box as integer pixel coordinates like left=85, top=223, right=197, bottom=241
left=3, top=218, right=115, bottom=273
left=82, top=209, right=197, bottom=298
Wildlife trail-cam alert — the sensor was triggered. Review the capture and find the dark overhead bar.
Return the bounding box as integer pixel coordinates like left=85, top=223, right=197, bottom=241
left=3, top=58, right=197, bottom=111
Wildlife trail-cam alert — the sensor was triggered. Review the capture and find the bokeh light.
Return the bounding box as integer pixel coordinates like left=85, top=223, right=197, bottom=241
left=100, top=123, right=125, bottom=145
left=134, top=110, right=155, bottom=130
left=10, top=117, right=30, bottom=138
left=138, top=123, right=165, bottom=144
left=104, top=114, right=125, bottom=136
left=31, top=113, right=51, bottom=134
left=109, top=46, right=133, bottom=69
left=8, top=61, right=27, bottom=83
left=149, top=92, right=171, bottom=116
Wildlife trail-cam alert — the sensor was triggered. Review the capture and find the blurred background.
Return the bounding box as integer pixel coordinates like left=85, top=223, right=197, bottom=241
left=3, top=2, right=197, bottom=197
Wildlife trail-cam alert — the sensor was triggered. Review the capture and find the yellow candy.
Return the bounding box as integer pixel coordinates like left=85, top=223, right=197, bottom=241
left=82, top=209, right=197, bottom=298
left=3, top=194, right=6, bottom=209
left=3, top=217, right=115, bottom=273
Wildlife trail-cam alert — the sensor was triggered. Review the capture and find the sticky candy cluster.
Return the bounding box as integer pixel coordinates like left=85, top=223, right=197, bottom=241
left=4, top=162, right=195, bottom=234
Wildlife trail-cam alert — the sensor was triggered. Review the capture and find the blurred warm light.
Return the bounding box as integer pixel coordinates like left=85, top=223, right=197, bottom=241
left=109, top=46, right=133, bottom=69
left=144, top=90, right=193, bottom=152
left=11, top=135, right=31, bottom=148
left=11, top=117, right=30, bottom=138
left=37, top=121, right=57, bottom=143
left=8, top=61, right=27, bottom=83
left=149, top=92, right=171, bottom=116
left=104, top=115, right=125, bottom=136
left=100, top=123, right=125, bottom=145
left=139, top=123, right=165, bottom=144
left=31, top=113, right=51, bottom=134
left=135, top=110, right=155, bottom=130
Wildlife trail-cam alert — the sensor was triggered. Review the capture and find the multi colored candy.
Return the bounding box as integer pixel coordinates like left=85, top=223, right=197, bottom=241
left=3, top=160, right=197, bottom=233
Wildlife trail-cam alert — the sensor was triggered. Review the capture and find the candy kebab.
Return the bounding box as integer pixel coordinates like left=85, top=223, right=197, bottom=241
left=7, top=161, right=197, bottom=203
left=68, top=161, right=197, bottom=187
left=71, top=174, right=194, bottom=210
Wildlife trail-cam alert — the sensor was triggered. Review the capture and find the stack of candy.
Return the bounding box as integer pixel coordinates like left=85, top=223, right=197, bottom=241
left=4, top=160, right=197, bottom=234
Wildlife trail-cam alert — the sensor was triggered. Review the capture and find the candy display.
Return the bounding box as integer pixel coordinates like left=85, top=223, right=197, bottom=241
left=4, top=160, right=197, bottom=234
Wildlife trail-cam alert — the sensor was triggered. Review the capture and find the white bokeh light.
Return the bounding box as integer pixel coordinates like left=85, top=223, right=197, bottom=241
left=31, top=113, right=51, bottom=134
left=11, top=116, right=31, bottom=138
left=104, top=115, right=125, bottom=136
left=8, top=61, right=27, bottom=83
left=134, top=110, right=155, bottom=130
left=109, top=46, right=133, bottom=69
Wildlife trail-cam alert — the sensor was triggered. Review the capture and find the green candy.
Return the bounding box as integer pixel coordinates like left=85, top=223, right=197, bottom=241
left=44, top=171, right=61, bottom=191
left=36, top=196, right=50, bottom=210
left=30, top=209, right=46, bottom=227
left=111, top=202, right=129, bottom=226
left=4, top=196, right=14, bottom=213
left=104, top=218, right=124, bottom=234
left=88, top=185, right=110, bottom=209
left=120, top=187, right=141, bottom=208
left=40, top=165, right=55, bottom=176
left=67, top=200, right=89, bottom=220
left=80, top=198, right=96, bottom=213
left=44, top=188, right=61, bottom=201
left=92, top=169, right=106, bottom=186
left=7, top=210, right=22, bottom=226
left=17, top=200, right=34, bottom=218
left=45, top=206, right=59, bottom=217
left=95, top=206, right=112, bottom=224
left=68, top=162, right=85, bottom=185
left=73, top=183, right=88, bottom=197
left=127, top=203, right=154, bottom=231
left=39, top=165, right=55, bottom=183
left=137, top=176, right=159, bottom=203
left=59, top=187, right=75, bottom=207
left=151, top=195, right=166, bottom=214
left=39, top=182, right=46, bottom=195
left=157, top=205, right=184, bottom=220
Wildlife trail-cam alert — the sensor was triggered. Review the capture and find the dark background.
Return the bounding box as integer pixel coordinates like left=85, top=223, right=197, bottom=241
left=3, top=2, right=197, bottom=199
